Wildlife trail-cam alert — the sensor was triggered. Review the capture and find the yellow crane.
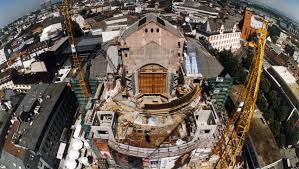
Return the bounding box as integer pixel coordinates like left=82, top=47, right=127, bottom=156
left=61, top=0, right=90, bottom=97
left=212, top=20, right=269, bottom=168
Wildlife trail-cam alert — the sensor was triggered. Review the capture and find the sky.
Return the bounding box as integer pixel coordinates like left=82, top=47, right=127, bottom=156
left=0, top=0, right=299, bottom=27
left=251, top=0, right=299, bottom=23
left=0, top=0, right=45, bottom=27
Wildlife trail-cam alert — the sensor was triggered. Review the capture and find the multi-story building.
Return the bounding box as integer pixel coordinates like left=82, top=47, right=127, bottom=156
left=83, top=13, right=222, bottom=169
left=240, top=7, right=264, bottom=40
left=172, top=3, right=219, bottom=19
left=196, top=18, right=241, bottom=51
left=208, top=75, right=233, bottom=112
left=0, top=69, right=51, bottom=93
left=0, top=47, right=9, bottom=65
left=0, top=83, right=78, bottom=169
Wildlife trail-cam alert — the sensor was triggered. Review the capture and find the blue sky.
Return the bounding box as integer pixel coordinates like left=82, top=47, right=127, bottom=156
left=0, top=0, right=299, bottom=27
left=0, top=0, right=44, bottom=27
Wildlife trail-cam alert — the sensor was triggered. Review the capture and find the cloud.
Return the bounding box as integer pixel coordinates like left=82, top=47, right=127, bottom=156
left=251, top=0, right=299, bottom=22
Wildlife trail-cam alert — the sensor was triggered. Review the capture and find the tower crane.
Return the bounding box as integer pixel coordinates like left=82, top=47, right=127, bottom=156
left=61, top=0, right=90, bottom=97
left=211, top=20, right=269, bottom=169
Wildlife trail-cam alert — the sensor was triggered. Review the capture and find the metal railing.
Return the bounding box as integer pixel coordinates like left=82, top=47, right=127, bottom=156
left=143, top=85, right=200, bottom=110
left=107, top=137, right=213, bottom=158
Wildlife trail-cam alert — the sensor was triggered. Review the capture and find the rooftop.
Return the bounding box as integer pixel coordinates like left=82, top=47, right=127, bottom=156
left=271, top=66, right=297, bottom=84
left=0, top=110, right=11, bottom=136
left=180, top=4, right=219, bottom=14
left=199, top=18, right=240, bottom=34
left=186, top=40, right=223, bottom=78
left=49, top=36, right=69, bottom=52
left=122, top=13, right=184, bottom=39
left=88, top=52, right=108, bottom=80
left=64, top=36, right=102, bottom=54
left=14, top=83, right=67, bottom=151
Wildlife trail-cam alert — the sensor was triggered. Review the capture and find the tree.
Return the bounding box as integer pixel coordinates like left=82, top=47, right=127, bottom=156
left=278, top=105, right=290, bottom=122
left=285, top=121, right=299, bottom=146
left=241, top=56, right=252, bottom=70
left=217, top=50, right=247, bottom=84
left=260, top=76, right=271, bottom=94
left=268, top=90, right=281, bottom=110
left=279, top=133, right=286, bottom=147
left=257, top=92, right=269, bottom=114
left=266, top=108, right=275, bottom=121
left=271, top=120, right=281, bottom=138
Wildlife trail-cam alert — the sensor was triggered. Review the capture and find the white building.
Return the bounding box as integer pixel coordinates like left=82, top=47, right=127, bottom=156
left=0, top=70, right=31, bottom=92
left=72, top=14, right=85, bottom=28
left=196, top=19, right=241, bottom=51
left=40, top=23, right=63, bottom=42
left=250, top=15, right=264, bottom=29
left=172, top=4, right=219, bottom=19
left=0, top=48, right=9, bottom=65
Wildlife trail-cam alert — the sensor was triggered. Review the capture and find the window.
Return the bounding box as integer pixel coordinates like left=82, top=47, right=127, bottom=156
left=125, top=53, right=128, bottom=57
left=156, top=28, right=159, bottom=32
left=145, top=28, right=148, bottom=33
left=151, top=28, right=154, bottom=33
left=97, top=130, right=108, bottom=134
left=178, top=42, right=181, bottom=48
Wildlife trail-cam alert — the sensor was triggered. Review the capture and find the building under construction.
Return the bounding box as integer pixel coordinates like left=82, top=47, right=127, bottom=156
left=84, top=13, right=223, bottom=169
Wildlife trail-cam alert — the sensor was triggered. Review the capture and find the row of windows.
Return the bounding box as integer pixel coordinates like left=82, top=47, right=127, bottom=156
left=145, top=28, right=160, bottom=33
left=211, top=39, right=239, bottom=46
left=214, top=43, right=240, bottom=50
left=210, top=33, right=240, bottom=41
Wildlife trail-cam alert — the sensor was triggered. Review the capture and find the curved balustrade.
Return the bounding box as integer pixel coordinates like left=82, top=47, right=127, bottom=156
left=143, top=85, right=201, bottom=110
left=108, top=137, right=213, bottom=158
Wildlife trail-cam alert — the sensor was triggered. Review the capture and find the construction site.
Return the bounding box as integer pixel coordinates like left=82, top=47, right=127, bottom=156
left=57, top=9, right=268, bottom=169
left=0, top=0, right=275, bottom=169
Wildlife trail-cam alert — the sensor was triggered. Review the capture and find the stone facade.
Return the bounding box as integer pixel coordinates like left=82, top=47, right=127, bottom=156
left=120, top=22, right=185, bottom=74
left=119, top=14, right=185, bottom=95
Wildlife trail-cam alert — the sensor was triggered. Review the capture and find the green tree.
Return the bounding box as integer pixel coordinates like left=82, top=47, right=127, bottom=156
left=271, top=120, right=281, bottom=138
left=260, top=76, right=271, bottom=94
left=279, top=133, right=286, bottom=147
left=278, top=105, right=290, bottom=121
left=266, top=108, right=275, bottom=121
left=268, top=90, right=281, bottom=110
left=217, top=50, right=247, bottom=84
left=257, top=92, right=269, bottom=114
left=285, top=120, right=299, bottom=146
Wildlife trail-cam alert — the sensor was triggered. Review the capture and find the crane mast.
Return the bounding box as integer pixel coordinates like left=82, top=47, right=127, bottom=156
left=212, top=21, right=268, bottom=169
left=61, top=0, right=90, bottom=97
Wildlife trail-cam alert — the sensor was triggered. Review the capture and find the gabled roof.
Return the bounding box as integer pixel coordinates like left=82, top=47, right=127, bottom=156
left=121, top=13, right=183, bottom=38
left=201, top=18, right=239, bottom=33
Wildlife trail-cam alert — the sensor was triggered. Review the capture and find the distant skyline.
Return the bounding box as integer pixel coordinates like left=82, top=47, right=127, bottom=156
left=250, top=0, right=299, bottom=23
left=0, top=0, right=299, bottom=28
left=0, top=0, right=61, bottom=28
left=0, top=0, right=44, bottom=27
